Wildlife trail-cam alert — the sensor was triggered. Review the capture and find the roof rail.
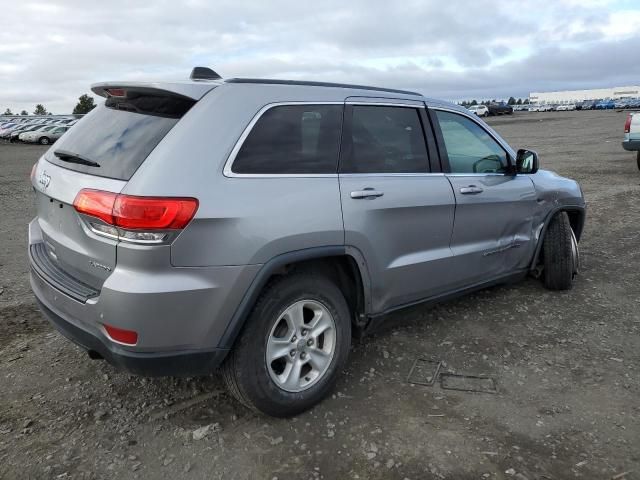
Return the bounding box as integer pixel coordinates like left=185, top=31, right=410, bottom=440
left=225, top=78, right=421, bottom=96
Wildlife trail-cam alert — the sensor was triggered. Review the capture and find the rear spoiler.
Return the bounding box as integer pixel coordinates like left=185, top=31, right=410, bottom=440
left=91, top=81, right=220, bottom=101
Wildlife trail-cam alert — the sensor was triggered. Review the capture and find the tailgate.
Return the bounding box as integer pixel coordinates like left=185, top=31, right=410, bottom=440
left=32, top=162, right=126, bottom=291
left=30, top=85, right=201, bottom=296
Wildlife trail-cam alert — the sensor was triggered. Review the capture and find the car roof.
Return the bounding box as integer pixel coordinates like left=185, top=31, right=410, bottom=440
left=91, top=72, right=467, bottom=112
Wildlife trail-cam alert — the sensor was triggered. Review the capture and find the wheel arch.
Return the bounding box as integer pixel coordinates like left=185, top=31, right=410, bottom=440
left=218, top=246, right=371, bottom=349
left=530, top=205, right=585, bottom=271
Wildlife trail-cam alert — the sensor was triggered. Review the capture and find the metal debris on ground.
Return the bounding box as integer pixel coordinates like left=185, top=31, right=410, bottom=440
left=406, top=358, right=442, bottom=386
left=439, top=373, right=498, bottom=394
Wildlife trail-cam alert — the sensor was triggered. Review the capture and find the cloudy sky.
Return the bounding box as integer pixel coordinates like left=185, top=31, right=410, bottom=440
left=1, top=0, right=639, bottom=114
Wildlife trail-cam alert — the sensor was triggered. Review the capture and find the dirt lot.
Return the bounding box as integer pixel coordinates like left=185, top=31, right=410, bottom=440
left=1, top=110, right=639, bottom=480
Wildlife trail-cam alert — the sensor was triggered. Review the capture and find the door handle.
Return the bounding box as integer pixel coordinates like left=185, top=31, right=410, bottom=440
left=459, top=185, right=484, bottom=195
left=350, top=188, right=384, bottom=199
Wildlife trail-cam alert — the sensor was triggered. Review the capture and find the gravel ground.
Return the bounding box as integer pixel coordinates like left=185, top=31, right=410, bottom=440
left=0, top=110, right=639, bottom=480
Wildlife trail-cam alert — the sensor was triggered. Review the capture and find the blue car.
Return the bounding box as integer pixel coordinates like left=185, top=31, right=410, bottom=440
left=595, top=100, right=615, bottom=109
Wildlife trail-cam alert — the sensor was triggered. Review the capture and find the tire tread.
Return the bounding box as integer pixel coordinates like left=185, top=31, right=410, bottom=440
left=543, top=211, right=574, bottom=290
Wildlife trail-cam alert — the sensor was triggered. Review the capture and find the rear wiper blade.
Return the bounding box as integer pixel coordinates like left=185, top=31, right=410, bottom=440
left=54, top=150, right=100, bottom=168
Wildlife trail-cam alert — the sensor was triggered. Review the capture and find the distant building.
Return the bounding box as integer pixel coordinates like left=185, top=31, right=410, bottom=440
left=529, top=86, right=640, bottom=104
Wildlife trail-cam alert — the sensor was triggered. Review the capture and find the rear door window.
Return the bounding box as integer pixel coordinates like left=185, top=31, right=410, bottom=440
left=45, top=92, right=195, bottom=180
left=339, top=105, right=429, bottom=173
left=232, top=104, right=343, bottom=174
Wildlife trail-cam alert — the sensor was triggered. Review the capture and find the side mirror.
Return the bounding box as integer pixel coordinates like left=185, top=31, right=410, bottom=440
left=516, top=149, right=539, bottom=174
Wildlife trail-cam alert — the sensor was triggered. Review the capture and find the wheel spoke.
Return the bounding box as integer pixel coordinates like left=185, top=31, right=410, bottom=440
left=284, top=302, right=305, bottom=331
left=266, top=338, right=292, bottom=363
left=310, top=312, right=332, bottom=337
left=282, top=359, right=303, bottom=390
left=308, top=348, right=330, bottom=372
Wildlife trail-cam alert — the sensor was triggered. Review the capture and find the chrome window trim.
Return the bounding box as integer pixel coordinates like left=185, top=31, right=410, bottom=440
left=429, top=106, right=517, bottom=164
left=339, top=172, right=445, bottom=178
left=223, top=101, right=343, bottom=178
left=346, top=101, right=426, bottom=108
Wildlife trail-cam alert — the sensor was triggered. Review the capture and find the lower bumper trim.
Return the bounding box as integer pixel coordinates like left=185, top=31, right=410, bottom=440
left=36, top=298, right=229, bottom=377
left=622, top=140, right=640, bottom=151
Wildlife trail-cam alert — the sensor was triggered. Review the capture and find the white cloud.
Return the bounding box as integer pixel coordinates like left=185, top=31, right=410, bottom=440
left=0, top=0, right=638, bottom=113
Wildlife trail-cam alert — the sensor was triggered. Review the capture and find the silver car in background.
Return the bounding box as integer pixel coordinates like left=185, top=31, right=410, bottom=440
left=21, top=125, right=69, bottom=144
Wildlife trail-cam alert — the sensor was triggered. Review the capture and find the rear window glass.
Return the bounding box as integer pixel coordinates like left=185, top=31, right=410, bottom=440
left=45, top=92, right=195, bottom=180
left=232, top=105, right=342, bottom=174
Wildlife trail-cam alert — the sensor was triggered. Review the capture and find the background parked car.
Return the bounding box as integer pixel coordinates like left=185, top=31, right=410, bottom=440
left=556, top=104, right=576, bottom=111
left=487, top=102, right=513, bottom=115
left=529, top=104, right=550, bottom=112
left=576, top=100, right=595, bottom=110
left=596, top=100, right=615, bottom=109
left=467, top=105, right=489, bottom=117
left=9, top=123, right=48, bottom=142
left=20, top=125, right=69, bottom=145
left=18, top=125, right=57, bottom=143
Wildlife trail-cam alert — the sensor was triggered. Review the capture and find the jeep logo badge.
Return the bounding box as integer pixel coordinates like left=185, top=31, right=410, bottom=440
left=38, top=171, right=51, bottom=189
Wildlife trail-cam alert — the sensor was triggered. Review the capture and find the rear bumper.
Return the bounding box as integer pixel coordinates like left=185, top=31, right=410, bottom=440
left=35, top=296, right=228, bottom=376
left=28, top=217, right=261, bottom=375
left=622, top=140, right=640, bottom=151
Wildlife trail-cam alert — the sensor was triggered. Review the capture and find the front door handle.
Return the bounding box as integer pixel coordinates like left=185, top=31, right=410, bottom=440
left=350, top=188, right=384, bottom=199
left=460, top=185, right=484, bottom=195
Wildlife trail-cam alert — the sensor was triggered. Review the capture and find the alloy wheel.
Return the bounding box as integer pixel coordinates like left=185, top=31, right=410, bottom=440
left=265, top=299, right=336, bottom=393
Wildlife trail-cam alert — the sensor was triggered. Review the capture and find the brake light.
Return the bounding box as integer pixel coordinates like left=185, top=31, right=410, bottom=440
left=624, top=114, right=632, bottom=134
left=106, top=88, right=126, bottom=97
left=73, top=189, right=198, bottom=230
left=103, top=324, right=138, bottom=345
left=30, top=163, right=37, bottom=182
left=73, top=189, right=117, bottom=225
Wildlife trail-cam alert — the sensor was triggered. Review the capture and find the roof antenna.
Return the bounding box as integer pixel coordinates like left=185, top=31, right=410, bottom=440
left=190, top=67, right=222, bottom=81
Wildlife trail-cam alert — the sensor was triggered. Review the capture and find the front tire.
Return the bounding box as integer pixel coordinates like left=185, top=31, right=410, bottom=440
left=39, top=136, right=50, bottom=145
left=222, top=271, right=351, bottom=417
left=542, top=212, right=578, bottom=290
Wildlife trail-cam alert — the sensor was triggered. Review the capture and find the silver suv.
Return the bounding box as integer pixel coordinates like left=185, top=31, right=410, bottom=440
left=29, top=68, right=585, bottom=416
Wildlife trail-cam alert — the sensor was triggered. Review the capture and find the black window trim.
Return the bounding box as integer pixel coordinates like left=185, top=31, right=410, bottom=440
left=428, top=107, right=516, bottom=175
left=338, top=102, right=434, bottom=175
left=224, top=101, right=345, bottom=178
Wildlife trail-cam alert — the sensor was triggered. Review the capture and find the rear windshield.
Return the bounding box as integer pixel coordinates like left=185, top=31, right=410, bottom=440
left=45, top=91, right=195, bottom=180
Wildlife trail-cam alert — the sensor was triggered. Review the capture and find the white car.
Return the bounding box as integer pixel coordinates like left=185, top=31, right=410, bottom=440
left=467, top=105, right=489, bottom=117
left=556, top=104, right=576, bottom=111
left=623, top=112, right=640, bottom=170
left=529, top=104, right=551, bottom=112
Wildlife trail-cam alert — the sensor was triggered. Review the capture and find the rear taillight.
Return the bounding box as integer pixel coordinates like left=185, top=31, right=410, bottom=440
left=30, top=163, right=37, bottom=182
left=103, top=324, right=138, bottom=345
left=73, top=189, right=198, bottom=243
left=624, top=114, right=632, bottom=134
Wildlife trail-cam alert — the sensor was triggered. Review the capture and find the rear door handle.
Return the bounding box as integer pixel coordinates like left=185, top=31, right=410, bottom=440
left=350, top=188, right=384, bottom=199
left=459, top=185, right=484, bottom=195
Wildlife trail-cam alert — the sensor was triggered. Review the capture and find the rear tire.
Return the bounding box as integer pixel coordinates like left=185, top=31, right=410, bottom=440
left=39, top=137, right=50, bottom=145
left=542, top=212, right=578, bottom=290
left=636, top=151, right=640, bottom=171
left=222, top=271, right=351, bottom=417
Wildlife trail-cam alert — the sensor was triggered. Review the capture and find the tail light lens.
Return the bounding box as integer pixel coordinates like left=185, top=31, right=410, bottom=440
left=73, top=189, right=198, bottom=242
left=30, top=163, right=37, bottom=182
left=624, top=114, right=632, bottom=134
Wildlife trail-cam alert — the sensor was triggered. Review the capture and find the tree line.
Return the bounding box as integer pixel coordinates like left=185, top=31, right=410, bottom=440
left=459, top=97, right=530, bottom=107
left=3, top=94, right=97, bottom=117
